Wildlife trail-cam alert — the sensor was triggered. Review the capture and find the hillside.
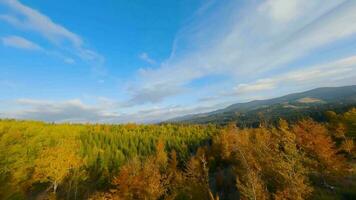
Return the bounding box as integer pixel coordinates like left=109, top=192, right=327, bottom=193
left=168, top=85, right=356, bottom=126
left=1, top=109, right=356, bottom=199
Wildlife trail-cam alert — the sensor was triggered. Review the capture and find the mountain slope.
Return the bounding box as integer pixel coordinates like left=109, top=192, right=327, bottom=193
left=167, top=85, right=356, bottom=126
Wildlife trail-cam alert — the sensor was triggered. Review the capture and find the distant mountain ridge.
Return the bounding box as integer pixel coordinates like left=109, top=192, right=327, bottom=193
left=167, top=85, right=356, bottom=126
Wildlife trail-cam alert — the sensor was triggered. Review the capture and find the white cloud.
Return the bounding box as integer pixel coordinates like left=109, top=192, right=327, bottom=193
left=0, top=0, right=81, bottom=46
left=2, top=0, right=356, bottom=123
left=232, top=55, right=356, bottom=95
left=234, top=79, right=276, bottom=94
left=113, top=104, right=217, bottom=123
left=63, top=57, right=75, bottom=64
left=139, top=52, right=156, bottom=65
left=259, top=0, right=302, bottom=23
left=2, top=35, right=41, bottom=50
left=125, top=84, right=184, bottom=106
left=0, top=98, right=218, bottom=123
left=4, top=99, right=119, bottom=123
left=1, top=35, right=76, bottom=63
left=0, top=0, right=104, bottom=67
left=3, top=56, right=354, bottom=123
left=128, top=0, right=355, bottom=104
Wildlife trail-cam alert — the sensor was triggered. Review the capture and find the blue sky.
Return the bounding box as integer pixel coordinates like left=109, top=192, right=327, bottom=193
left=0, top=0, right=356, bottom=123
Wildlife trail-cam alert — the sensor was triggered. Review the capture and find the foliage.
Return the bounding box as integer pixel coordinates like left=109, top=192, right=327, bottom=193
left=33, top=140, right=84, bottom=193
left=0, top=108, right=355, bottom=199
left=0, top=121, right=216, bottom=199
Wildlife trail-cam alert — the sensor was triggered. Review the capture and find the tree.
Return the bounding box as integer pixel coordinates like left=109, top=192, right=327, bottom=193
left=163, top=150, right=184, bottom=200
left=111, top=139, right=169, bottom=200
left=112, top=157, right=165, bottom=200
left=271, top=119, right=312, bottom=200
left=33, top=141, right=83, bottom=194
left=340, top=139, right=354, bottom=156
left=292, top=119, right=345, bottom=179
left=183, top=152, right=216, bottom=200
left=343, top=108, right=356, bottom=137
left=155, top=138, right=168, bottom=170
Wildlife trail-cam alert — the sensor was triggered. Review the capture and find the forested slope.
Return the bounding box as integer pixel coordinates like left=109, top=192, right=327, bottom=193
left=168, top=85, right=356, bottom=126
left=0, top=108, right=356, bottom=200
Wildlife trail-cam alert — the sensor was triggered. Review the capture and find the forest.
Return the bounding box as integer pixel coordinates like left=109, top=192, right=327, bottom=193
left=0, top=108, right=355, bottom=200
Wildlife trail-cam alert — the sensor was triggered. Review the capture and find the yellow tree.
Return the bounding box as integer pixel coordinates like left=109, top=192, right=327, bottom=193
left=292, top=119, right=345, bottom=178
left=163, top=150, right=184, bottom=200
left=271, top=119, right=312, bottom=200
left=155, top=138, right=168, bottom=170
left=112, top=156, right=167, bottom=200
left=33, top=140, right=83, bottom=194
left=183, top=148, right=219, bottom=200
left=340, top=139, right=354, bottom=155
left=343, top=108, right=356, bottom=137
left=233, top=129, right=269, bottom=200
left=111, top=139, right=169, bottom=200
left=213, top=122, right=312, bottom=200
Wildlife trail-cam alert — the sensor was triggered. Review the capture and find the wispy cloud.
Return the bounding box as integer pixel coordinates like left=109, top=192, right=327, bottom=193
left=234, top=79, right=276, bottom=95
left=2, top=35, right=41, bottom=50
left=1, top=0, right=356, bottom=123
left=124, top=84, right=184, bottom=106
left=139, top=52, right=156, bottom=65
left=259, top=0, right=302, bottom=23
left=0, top=0, right=104, bottom=68
left=2, top=52, right=354, bottom=123
left=3, top=99, right=119, bottom=123
left=0, top=0, right=81, bottom=45
left=128, top=0, right=356, bottom=105
left=109, top=104, right=217, bottom=123
left=232, top=55, right=356, bottom=96
left=0, top=98, right=217, bottom=123
left=1, top=35, right=76, bottom=63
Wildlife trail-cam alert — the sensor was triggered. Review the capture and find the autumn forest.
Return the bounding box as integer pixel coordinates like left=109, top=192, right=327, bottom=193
left=0, top=108, right=355, bottom=200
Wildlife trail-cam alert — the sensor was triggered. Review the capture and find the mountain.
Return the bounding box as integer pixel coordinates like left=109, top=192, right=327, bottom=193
left=167, top=85, right=356, bottom=127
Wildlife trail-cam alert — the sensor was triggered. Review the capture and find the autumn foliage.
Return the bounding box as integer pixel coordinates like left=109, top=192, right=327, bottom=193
left=1, top=108, right=355, bottom=200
